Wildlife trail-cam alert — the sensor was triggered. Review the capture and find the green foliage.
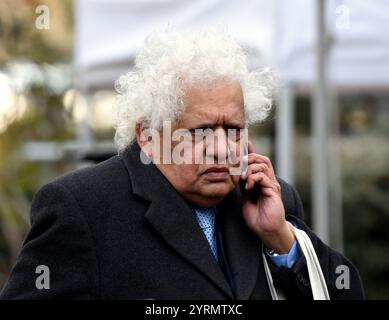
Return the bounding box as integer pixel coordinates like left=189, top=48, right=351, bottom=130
left=0, top=0, right=76, bottom=288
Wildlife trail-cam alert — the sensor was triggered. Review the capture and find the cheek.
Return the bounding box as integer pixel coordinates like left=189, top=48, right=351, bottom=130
left=174, top=164, right=201, bottom=184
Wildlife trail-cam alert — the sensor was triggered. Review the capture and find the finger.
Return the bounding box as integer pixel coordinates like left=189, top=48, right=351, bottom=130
left=248, top=140, right=255, bottom=154
left=240, top=141, right=253, bottom=166
left=245, top=172, right=278, bottom=192
left=241, top=163, right=268, bottom=179
left=246, top=154, right=275, bottom=180
left=245, top=172, right=281, bottom=195
left=247, top=153, right=273, bottom=168
left=261, top=186, right=278, bottom=197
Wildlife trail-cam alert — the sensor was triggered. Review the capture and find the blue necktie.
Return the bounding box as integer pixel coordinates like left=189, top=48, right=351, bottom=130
left=193, top=207, right=218, bottom=260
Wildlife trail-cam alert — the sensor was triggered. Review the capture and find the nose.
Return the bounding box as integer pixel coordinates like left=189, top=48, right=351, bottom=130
left=209, top=127, right=228, bottom=164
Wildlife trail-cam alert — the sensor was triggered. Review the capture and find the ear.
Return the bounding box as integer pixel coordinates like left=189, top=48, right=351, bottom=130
left=135, top=122, right=153, bottom=158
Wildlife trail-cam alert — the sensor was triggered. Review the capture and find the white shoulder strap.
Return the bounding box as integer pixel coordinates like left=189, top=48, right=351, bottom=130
left=262, top=226, right=330, bottom=300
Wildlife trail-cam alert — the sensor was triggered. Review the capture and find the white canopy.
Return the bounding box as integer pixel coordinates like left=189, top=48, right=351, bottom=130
left=74, top=0, right=275, bottom=90
left=75, top=0, right=389, bottom=90
left=275, top=0, right=389, bottom=89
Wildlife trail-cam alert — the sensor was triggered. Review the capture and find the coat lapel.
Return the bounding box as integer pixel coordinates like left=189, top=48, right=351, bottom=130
left=120, top=142, right=234, bottom=299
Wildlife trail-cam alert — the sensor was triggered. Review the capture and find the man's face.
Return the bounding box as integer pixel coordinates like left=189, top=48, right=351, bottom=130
left=153, top=81, right=245, bottom=207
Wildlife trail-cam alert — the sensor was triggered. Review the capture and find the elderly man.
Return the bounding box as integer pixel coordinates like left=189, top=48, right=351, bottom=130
left=1, top=29, right=363, bottom=300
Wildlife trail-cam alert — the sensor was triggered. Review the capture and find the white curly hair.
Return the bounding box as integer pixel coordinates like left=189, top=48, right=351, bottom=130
left=114, top=28, right=276, bottom=152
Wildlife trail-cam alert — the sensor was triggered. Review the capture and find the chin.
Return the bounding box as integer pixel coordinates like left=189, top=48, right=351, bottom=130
left=201, top=181, right=234, bottom=199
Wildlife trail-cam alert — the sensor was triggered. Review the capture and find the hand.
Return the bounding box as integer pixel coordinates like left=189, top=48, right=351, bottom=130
left=240, top=141, right=295, bottom=254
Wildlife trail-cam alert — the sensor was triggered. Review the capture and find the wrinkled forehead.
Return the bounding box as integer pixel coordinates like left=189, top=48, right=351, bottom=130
left=177, top=80, right=245, bottom=129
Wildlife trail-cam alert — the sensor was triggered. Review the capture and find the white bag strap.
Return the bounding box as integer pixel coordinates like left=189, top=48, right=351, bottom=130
left=262, top=247, right=281, bottom=300
left=262, top=226, right=330, bottom=300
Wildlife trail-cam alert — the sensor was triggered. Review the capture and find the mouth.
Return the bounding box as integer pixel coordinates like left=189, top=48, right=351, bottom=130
left=203, top=166, right=230, bottom=181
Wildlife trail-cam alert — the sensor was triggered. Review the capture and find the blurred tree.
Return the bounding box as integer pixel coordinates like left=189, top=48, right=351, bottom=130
left=0, top=0, right=74, bottom=288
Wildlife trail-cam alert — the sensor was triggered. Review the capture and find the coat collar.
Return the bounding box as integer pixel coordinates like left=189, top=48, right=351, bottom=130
left=119, top=142, right=262, bottom=299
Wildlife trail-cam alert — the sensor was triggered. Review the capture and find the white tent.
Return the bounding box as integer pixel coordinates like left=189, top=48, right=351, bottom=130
left=74, top=0, right=275, bottom=90
left=75, top=0, right=389, bottom=89
left=275, top=0, right=389, bottom=89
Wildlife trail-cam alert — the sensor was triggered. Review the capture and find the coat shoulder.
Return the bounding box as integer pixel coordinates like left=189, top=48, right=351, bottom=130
left=51, top=155, right=128, bottom=191
left=276, top=176, right=305, bottom=221
left=36, top=155, right=132, bottom=212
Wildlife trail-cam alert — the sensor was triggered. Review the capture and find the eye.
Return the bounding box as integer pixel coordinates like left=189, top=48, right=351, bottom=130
left=226, top=127, right=243, bottom=142
left=189, top=127, right=214, bottom=137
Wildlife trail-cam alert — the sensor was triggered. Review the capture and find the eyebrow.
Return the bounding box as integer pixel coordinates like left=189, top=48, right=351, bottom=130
left=188, top=121, right=245, bottom=130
